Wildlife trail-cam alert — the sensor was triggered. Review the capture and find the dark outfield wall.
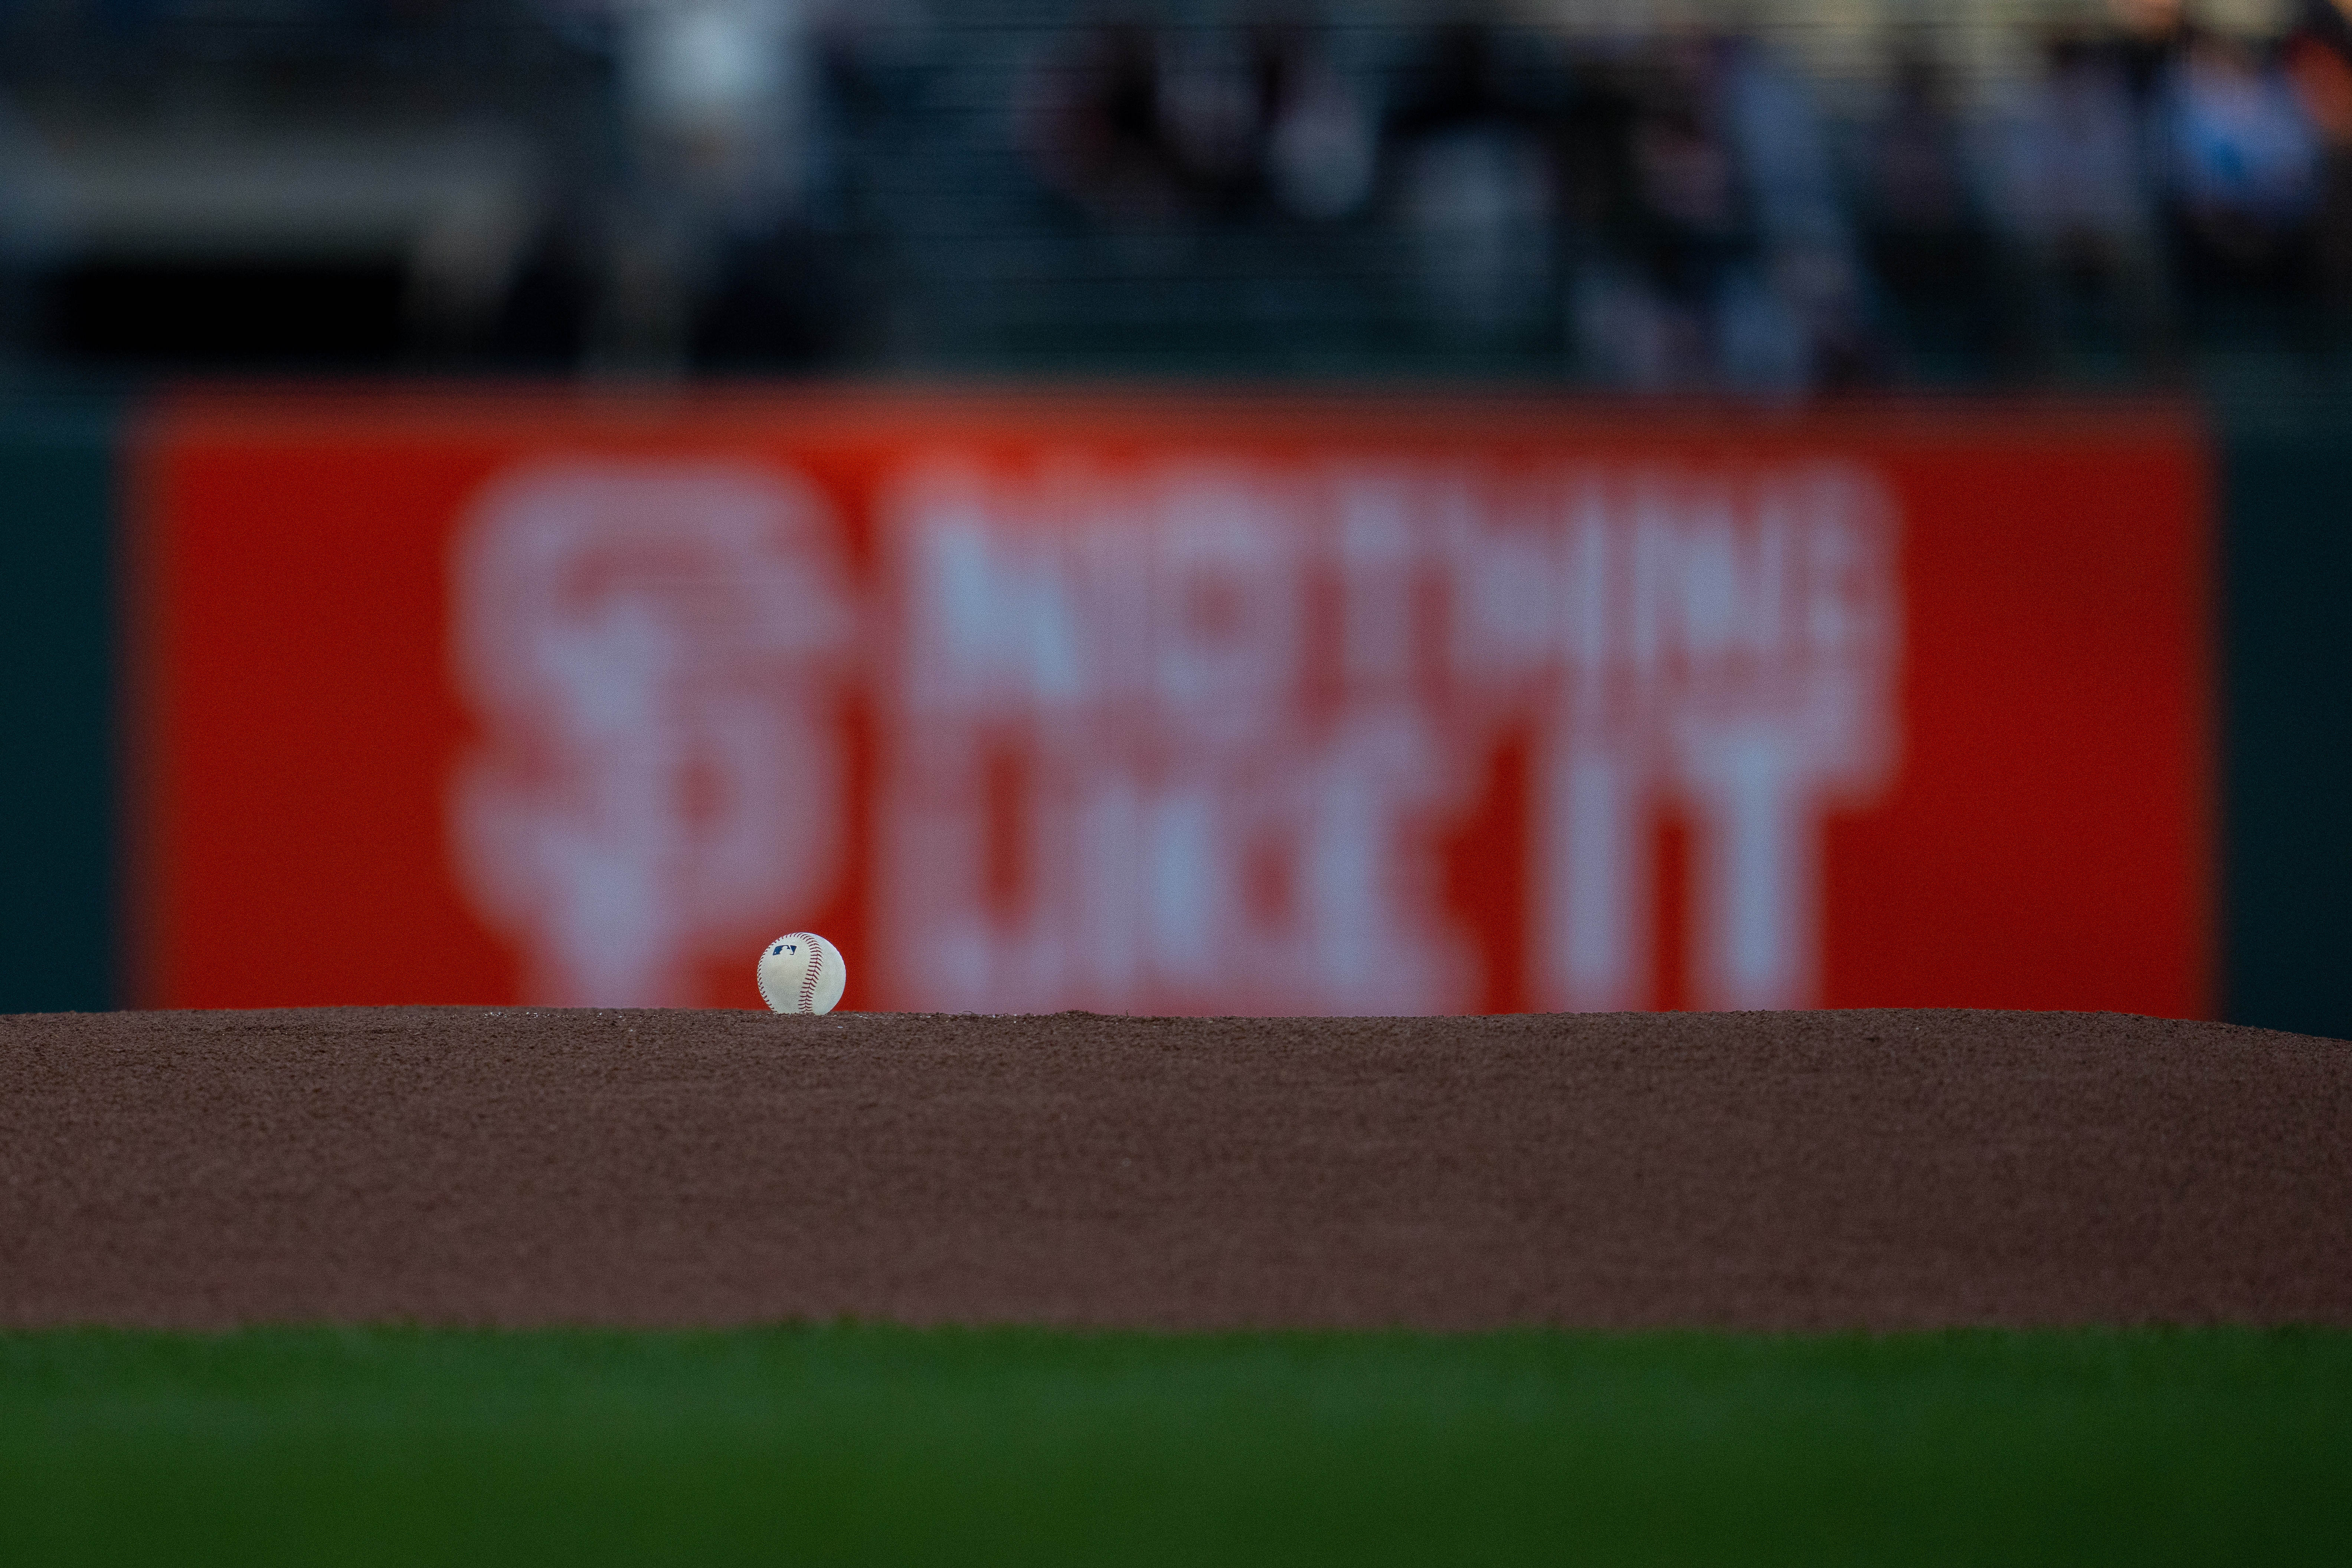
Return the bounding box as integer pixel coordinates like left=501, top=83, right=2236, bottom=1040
left=0, top=395, right=2342, bottom=1031
left=2222, top=397, right=2352, bottom=1041
left=0, top=401, right=115, bottom=1012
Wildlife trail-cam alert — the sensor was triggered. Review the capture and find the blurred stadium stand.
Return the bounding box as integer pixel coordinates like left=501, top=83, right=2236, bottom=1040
left=1, top=0, right=2349, bottom=386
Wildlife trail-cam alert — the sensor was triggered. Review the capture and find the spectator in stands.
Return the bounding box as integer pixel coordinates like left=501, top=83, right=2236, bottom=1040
left=2105, top=0, right=2192, bottom=103
left=1145, top=22, right=1263, bottom=213
left=1856, top=39, right=2007, bottom=377
left=1568, top=28, right=1872, bottom=393
left=1254, top=19, right=1376, bottom=222
left=1715, top=31, right=1877, bottom=388
left=2157, top=26, right=2323, bottom=330
left=1569, top=35, right=1743, bottom=388
left=1023, top=15, right=1372, bottom=227
left=1024, top=22, right=1194, bottom=223
left=592, top=0, right=872, bottom=370
left=1381, top=17, right=1564, bottom=350
left=2285, top=0, right=2352, bottom=334
left=1983, top=28, right=2175, bottom=376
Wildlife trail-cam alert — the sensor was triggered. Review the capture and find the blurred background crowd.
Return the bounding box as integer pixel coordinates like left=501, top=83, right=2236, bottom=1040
left=1, top=0, right=2349, bottom=392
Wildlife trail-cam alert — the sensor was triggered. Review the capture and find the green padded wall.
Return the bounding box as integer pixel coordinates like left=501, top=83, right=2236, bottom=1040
left=0, top=401, right=117, bottom=1011
left=2222, top=398, right=2352, bottom=1039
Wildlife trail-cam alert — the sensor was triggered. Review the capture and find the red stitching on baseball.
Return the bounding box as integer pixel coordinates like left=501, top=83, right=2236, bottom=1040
left=796, top=933, right=825, bottom=1014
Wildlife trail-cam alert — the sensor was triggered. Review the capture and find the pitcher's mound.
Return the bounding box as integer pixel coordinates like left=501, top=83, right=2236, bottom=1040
left=3, top=1007, right=2346, bottom=1329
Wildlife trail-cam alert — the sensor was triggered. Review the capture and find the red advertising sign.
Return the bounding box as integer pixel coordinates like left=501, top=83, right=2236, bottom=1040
left=133, top=390, right=2209, bottom=1017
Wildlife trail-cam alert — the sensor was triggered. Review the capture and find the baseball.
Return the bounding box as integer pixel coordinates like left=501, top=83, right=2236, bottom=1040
left=757, top=931, right=847, bottom=1016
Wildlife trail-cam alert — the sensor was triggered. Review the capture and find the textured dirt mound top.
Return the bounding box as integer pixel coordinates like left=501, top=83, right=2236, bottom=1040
left=2, top=1007, right=2347, bottom=1330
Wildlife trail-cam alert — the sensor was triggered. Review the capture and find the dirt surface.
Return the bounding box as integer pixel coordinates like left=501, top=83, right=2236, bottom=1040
left=2, top=1007, right=2348, bottom=1330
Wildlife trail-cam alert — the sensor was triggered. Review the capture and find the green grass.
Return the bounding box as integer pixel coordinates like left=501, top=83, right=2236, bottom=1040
left=3, top=1325, right=2348, bottom=1566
